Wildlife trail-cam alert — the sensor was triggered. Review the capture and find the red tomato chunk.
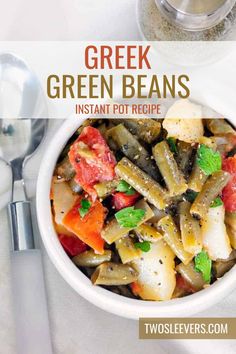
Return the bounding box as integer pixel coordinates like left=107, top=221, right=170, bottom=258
left=69, top=127, right=116, bottom=199
left=58, top=234, right=87, bottom=257
left=222, top=155, right=236, bottom=212
left=112, top=192, right=140, bottom=211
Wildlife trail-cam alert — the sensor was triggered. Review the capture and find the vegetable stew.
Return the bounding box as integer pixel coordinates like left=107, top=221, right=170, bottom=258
left=51, top=105, right=236, bottom=301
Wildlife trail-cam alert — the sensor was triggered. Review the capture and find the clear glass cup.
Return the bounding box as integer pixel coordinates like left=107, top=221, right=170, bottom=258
left=155, top=0, right=236, bottom=31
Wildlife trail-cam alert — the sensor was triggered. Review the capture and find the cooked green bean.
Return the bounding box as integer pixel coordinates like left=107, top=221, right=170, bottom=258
left=152, top=141, right=188, bottom=196
left=227, top=226, right=236, bottom=249
left=176, top=141, right=193, bottom=176
left=115, top=157, right=168, bottom=210
left=91, top=262, right=139, bottom=285
left=225, top=211, right=236, bottom=229
left=94, top=179, right=119, bottom=198
left=179, top=201, right=202, bottom=255
left=134, top=224, right=163, bottom=242
left=115, top=236, right=141, bottom=263
left=111, top=118, right=161, bottom=143
left=158, top=215, right=193, bottom=264
left=176, top=261, right=205, bottom=290
left=190, top=171, right=230, bottom=219
left=213, top=260, right=236, bottom=278
left=188, top=163, right=207, bottom=192
left=188, top=139, right=217, bottom=192
left=206, top=119, right=235, bottom=136
left=108, top=124, right=159, bottom=179
left=56, top=156, right=75, bottom=181
left=101, top=199, right=154, bottom=244
left=72, top=250, right=112, bottom=267
left=148, top=206, right=167, bottom=224
left=225, top=212, right=236, bottom=249
left=97, top=123, right=107, bottom=137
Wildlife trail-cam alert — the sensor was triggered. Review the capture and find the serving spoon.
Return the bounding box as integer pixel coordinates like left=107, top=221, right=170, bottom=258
left=0, top=53, right=52, bottom=354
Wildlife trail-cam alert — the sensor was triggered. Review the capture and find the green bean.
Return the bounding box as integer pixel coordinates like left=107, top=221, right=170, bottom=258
left=158, top=215, right=193, bottom=265
left=179, top=201, right=202, bottom=255
left=190, top=171, right=230, bottom=219
left=176, top=141, right=193, bottom=176
left=188, top=139, right=216, bottom=192
left=115, top=157, right=168, bottom=210
left=56, top=156, right=75, bottom=181
left=97, top=123, right=107, bottom=137
left=176, top=261, right=205, bottom=290
left=205, top=119, right=235, bottom=136
left=152, top=141, right=188, bottom=196
left=72, top=250, right=112, bottom=267
left=101, top=199, right=154, bottom=244
left=108, top=124, right=159, bottom=179
left=94, top=179, right=119, bottom=198
left=225, top=212, right=236, bottom=249
left=213, top=260, right=236, bottom=278
left=225, top=211, right=236, bottom=229
left=91, top=262, right=139, bottom=285
left=134, top=224, right=163, bottom=242
left=115, top=236, right=141, bottom=263
left=111, top=118, right=161, bottom=143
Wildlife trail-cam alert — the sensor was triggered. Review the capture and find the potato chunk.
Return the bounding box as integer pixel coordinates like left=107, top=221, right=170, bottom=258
left=201, top=205, right=232, bottom=260
left=163, top=99, right=204, bottom=143
left=131, top=241, right=176, bottom=301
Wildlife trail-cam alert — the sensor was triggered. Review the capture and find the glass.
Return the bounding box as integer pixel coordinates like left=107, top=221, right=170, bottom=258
left=155, top=0, right=236, bottom=31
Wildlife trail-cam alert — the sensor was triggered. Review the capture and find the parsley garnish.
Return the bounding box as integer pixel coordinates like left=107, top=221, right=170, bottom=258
left=116, top=180, right=136, bottom=195
left=194, top=251, right=212, bottom=283
left=210, top=196, right=223, bottom=208
left=115, top=207, right=145, bottom=228
left=167, top=137, right=178, bottom=154
left=184, top=190, right=198, bottom=203
left=78, top=199, right=91, bottom=218
left=134, top=241, right=151, bottom=252
left=197, top=144, right=222, bottom=176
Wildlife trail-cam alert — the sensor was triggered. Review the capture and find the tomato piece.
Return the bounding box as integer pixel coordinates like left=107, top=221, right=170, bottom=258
left=130, top=281, right=142, bottom=296
left=223, top=155, right=236, bottom=174
left=63, top=195, right=107, bottom=254
left=222, top=155, right=236, bottom=212
left=58, top=234, right=87, bottom=257
left=112, top=192, right=140, bottom=211
left=176, top=274, right=196, bottom=294
left=69, top=127, right=116, bottom=199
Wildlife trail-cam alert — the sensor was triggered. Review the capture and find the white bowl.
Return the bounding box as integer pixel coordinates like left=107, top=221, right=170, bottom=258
left=36, top=114, right=236, bottom=320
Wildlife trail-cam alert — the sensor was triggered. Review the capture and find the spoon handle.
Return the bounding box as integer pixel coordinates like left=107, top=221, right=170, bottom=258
left=8, top=201, right=53, bottom=354
left=11, top=250, right=53, bottom=354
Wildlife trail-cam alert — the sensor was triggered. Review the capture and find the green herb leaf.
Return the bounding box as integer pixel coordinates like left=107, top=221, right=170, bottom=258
left=210, top=196, right=223, bottom=208
left=115, top=207, right=145, bottom=228
left=197, top=144, right=222, bottom=176
left=78, top=199, right=91, bottom=218
left=167, top=137, right=178, bottom=154
left=134, top=241, right=151, bottom=252
left=194, top=251, right=212, bottom=283
left=184, top=190, right=199, bottom=203
left=116, top=180, right=136, bottom=195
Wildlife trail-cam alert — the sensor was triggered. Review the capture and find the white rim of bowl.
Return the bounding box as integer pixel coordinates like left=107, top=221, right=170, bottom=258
left=36, top=113, right=236, bottom=320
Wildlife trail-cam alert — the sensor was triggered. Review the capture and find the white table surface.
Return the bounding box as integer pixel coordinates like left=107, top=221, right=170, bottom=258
left=0, top=1, right=236, bottom=354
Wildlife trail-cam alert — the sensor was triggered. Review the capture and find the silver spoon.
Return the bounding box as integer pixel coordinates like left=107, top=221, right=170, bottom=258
left=0, top=53, right=52, bottom=354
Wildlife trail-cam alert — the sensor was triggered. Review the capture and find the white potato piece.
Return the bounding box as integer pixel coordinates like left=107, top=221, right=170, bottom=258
left=163, top=99, right=204, bottom=143
left=201, top=205, right=232, bottom=260
left=131, top=241, right=176, bottom=301
left=51, top=178, right=77, bottom=226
